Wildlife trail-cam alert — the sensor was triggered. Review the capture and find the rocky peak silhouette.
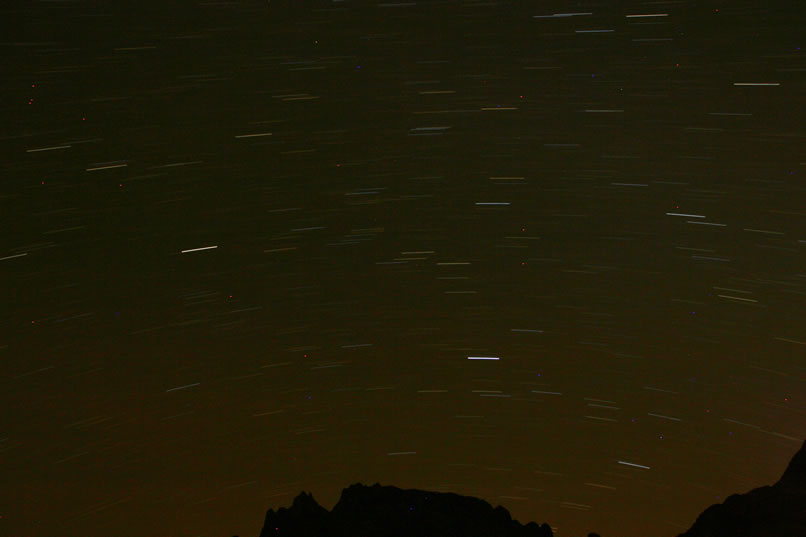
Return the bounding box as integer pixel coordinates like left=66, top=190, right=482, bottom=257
left=260, top=483, right=553, bottom=537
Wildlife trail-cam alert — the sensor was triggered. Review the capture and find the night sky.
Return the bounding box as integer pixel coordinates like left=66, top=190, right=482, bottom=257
left=2, top=1, right=804, bottom=536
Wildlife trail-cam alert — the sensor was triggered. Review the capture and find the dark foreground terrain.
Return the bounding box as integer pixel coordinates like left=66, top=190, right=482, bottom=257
left=247, top=439, right=805, bottom=537
left=677, top=438, right=806, bottom=536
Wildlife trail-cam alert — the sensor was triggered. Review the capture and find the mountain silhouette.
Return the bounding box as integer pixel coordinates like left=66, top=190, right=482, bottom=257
left=258, top=483, right=554, bottom=537
left=677, top=439, right=806, bottom=536
left=252, top=440, right=804, bottom=537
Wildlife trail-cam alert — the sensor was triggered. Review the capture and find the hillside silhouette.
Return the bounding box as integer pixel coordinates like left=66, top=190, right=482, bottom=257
left=248, top=440, right=804, bottom=537
left=677, top=438, right=806, bottom=536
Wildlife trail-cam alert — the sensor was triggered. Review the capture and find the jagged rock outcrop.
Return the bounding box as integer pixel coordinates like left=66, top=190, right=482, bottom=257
left=678, top=439, right=806, bottom=536
left=259, top=483, right=553, bottom=537
left=256, top=440, right=804, bottom=537
left=259, top=491, right=329, bottom=537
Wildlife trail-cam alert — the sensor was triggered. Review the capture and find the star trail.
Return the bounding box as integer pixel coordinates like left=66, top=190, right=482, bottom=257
left=2, top=1, right=804, bottom=537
